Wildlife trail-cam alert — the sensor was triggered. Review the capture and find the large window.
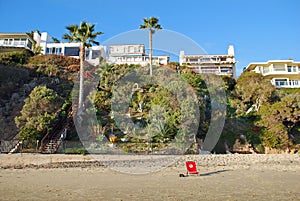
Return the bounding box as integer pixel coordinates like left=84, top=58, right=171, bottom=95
left=287, top=66, right=297, bottom=72
left=65, top=47, right=79, bottom=56
left=92, top=50, right=100, bottom=59
left=275, top=79, right=288, bottom=87
left=262, top=66, right=269, bottom=74
left=27, top=40, right=32, bottom=49
left=4, top=38, right=13, bottom=45
left=289, top=80, right=299, bottom=86
left=273, top=64, right=285, bottom=71
left=46, top=47, right=62, bottom=55
left=189, top=58, right=199, bottom=62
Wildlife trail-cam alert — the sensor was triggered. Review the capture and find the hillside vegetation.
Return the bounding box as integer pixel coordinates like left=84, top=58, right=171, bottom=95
left=0, top=51, right=299, bottom=153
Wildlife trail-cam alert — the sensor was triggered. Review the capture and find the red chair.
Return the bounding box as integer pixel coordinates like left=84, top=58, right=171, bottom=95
left=186, top=161, right=199, bottom=176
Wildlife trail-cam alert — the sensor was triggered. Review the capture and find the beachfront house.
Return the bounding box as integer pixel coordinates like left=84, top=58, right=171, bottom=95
left=179, top=45, right=236, bottom=78
left=0, top=33, right=35, bottom=54
left=245, top=60, right=300, bottom=88
left=36, top=32, right=107, bottom=66
left=108, top=44, right=169, bottom=66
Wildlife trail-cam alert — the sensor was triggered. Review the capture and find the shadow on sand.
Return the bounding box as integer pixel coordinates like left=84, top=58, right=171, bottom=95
left=199, top=170, right=230, bottom=177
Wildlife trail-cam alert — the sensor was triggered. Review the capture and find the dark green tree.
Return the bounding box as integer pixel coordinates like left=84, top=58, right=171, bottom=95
left=233, top=71, right=276, bottom=115
left=15, top=86, right=63, bottom=147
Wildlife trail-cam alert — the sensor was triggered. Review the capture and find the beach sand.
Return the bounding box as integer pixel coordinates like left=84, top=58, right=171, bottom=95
left=0, top=154, right=299, bottom=201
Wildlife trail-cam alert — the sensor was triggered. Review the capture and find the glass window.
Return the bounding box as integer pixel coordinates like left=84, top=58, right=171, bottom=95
left=26, top=40, right=32, bottom=49
left=92, top=50, right=101, bottom=59
left=46, top=48, right=50, bottom=54
left=65, top=47, right=80, bottom=56
left=263, top=67, right=269, bottom=73
left=273, top=64, right=285, bottom=71
left=275, top=79, right=288, bottom=87
left=57, top=48, right=62, bottom=55
left=189, top=58, right=199, bottom=62
left=287, top=66, right=297, bottom=72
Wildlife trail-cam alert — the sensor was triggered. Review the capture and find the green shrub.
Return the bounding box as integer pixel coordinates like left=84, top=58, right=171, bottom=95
left=27, top=54, right=79, bottom=68
left=0, top=50, right=31, bottom=65
left=36, top=65, right=60, bottom=77
left=15, top=86, right=63, bottom=147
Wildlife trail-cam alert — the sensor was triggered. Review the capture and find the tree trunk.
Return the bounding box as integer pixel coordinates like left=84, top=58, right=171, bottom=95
left=149, top=30, right=153, bottom=76
left=78, top=42, right=85, bottom=112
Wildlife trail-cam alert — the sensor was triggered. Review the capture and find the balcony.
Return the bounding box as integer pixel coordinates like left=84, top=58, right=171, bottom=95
left=0, top=40, right=31, bottom=49
left=275, top=81, right=300, bottom=88
left=262, top=69, right=299, bottom=76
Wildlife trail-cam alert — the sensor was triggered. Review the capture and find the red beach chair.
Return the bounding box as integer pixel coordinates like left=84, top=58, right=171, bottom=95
left=186, top=161, right=199, bottom=176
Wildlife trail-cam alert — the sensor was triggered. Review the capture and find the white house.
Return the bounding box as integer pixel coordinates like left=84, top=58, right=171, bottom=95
left=246, top=60, right=300, bottom=88
left=0, top=33, right=35, bottom=53
left=108, top=44, right=169, bottom=66
left=179, top=45, right=236, bottom=78
left=36, top=32, right=106, bottom=65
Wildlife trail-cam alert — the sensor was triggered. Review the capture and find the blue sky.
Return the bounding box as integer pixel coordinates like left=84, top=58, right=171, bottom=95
left=0, top=0, right=299, bottom=76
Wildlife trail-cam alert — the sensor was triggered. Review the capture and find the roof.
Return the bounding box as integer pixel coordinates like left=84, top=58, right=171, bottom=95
left=0, top=32, right=35, bottom=43
left=110, top=53, right=169, bottom=58
left=182, top=54, right=234, bottom=58
left=110, top=44, right=144, bottom=47
left=246, top=59, right=300, bottom=71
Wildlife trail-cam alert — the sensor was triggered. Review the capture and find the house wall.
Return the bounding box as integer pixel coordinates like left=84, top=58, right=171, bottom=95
left=0, top=34, right=35, bottom=51
left=247, top=60, right=300, bottom=88
left=108, top=44, right=169, bottom=66
left=179, top=45, right=236, bottom=77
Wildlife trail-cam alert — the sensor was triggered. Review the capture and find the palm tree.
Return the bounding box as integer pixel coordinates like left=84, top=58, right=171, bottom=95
left=63, top=21, right=103, bottom=111
left=139, top=17, right=162, bottom=76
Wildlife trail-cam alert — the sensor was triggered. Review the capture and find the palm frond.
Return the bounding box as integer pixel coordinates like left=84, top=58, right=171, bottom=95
left=62, top=33, right=73, bottom=41
left=149, top=17, right=159, bottom=26
left=64, top=21, right=103, bottom=45
left=139, top=17, right=162, bottom=31
left=139, top=25, right=147, bottom=29
left=155, top=24, right=162, bottom=30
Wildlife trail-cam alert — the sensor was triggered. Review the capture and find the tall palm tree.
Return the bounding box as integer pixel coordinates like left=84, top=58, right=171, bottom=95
left=139, top=17, right=162, bottom=76
left=63, top=21, right=103, bottom=111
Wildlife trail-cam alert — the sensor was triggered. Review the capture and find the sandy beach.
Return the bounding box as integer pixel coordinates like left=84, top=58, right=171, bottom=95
left=0, top=154, right=299, bottom=201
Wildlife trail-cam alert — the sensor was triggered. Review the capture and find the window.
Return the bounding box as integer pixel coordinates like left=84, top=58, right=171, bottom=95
left=92, top=50, right=101, bottom=59
left=200, top=58, right=211, bottom=62
left=189, top=58, right=199, bottom=62
left=262, top=66, right=269, bottom=74
left=85, top=50, right=90, bottom=58
left=65, top=47, right=80, bottom=56
left=129, top=46, right=134, bottom=53
left=27, top=40, right=32, bottom=49
left=287, top=66, right=297, bottom=72
left=273, top=64, right=285, bottom=71
left=46, top=48, right=50, bottom=54
left=289, top=80, right=299, bottom=86
left=275, top=79, right=288, bottom=87
left=56, top=48, right=62, bottom=55
left=20, top=39, right=26, bottom=45
left=4, top=38, right=13, bottom=45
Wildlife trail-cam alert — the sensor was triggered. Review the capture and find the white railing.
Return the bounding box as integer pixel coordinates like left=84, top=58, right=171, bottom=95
left=275, top=81, right=300, bottom=88
left=0, top=41, right=29, bottom=48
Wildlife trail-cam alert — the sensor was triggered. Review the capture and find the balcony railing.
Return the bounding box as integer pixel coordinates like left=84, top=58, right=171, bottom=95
left=0, top=41, right=30, bottom=49
left=275, top=81, right=300, bottom=88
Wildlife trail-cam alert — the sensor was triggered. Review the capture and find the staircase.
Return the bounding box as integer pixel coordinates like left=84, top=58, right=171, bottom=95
left=40, top=106, right=72, bottom=154
left=42, top=139, right=62, bottom=154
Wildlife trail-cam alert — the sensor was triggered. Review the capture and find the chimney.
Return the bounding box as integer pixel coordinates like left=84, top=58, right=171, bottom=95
left=179, top=50, right=185, bottom=65
left=228, top=45, right=234, bottom=56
